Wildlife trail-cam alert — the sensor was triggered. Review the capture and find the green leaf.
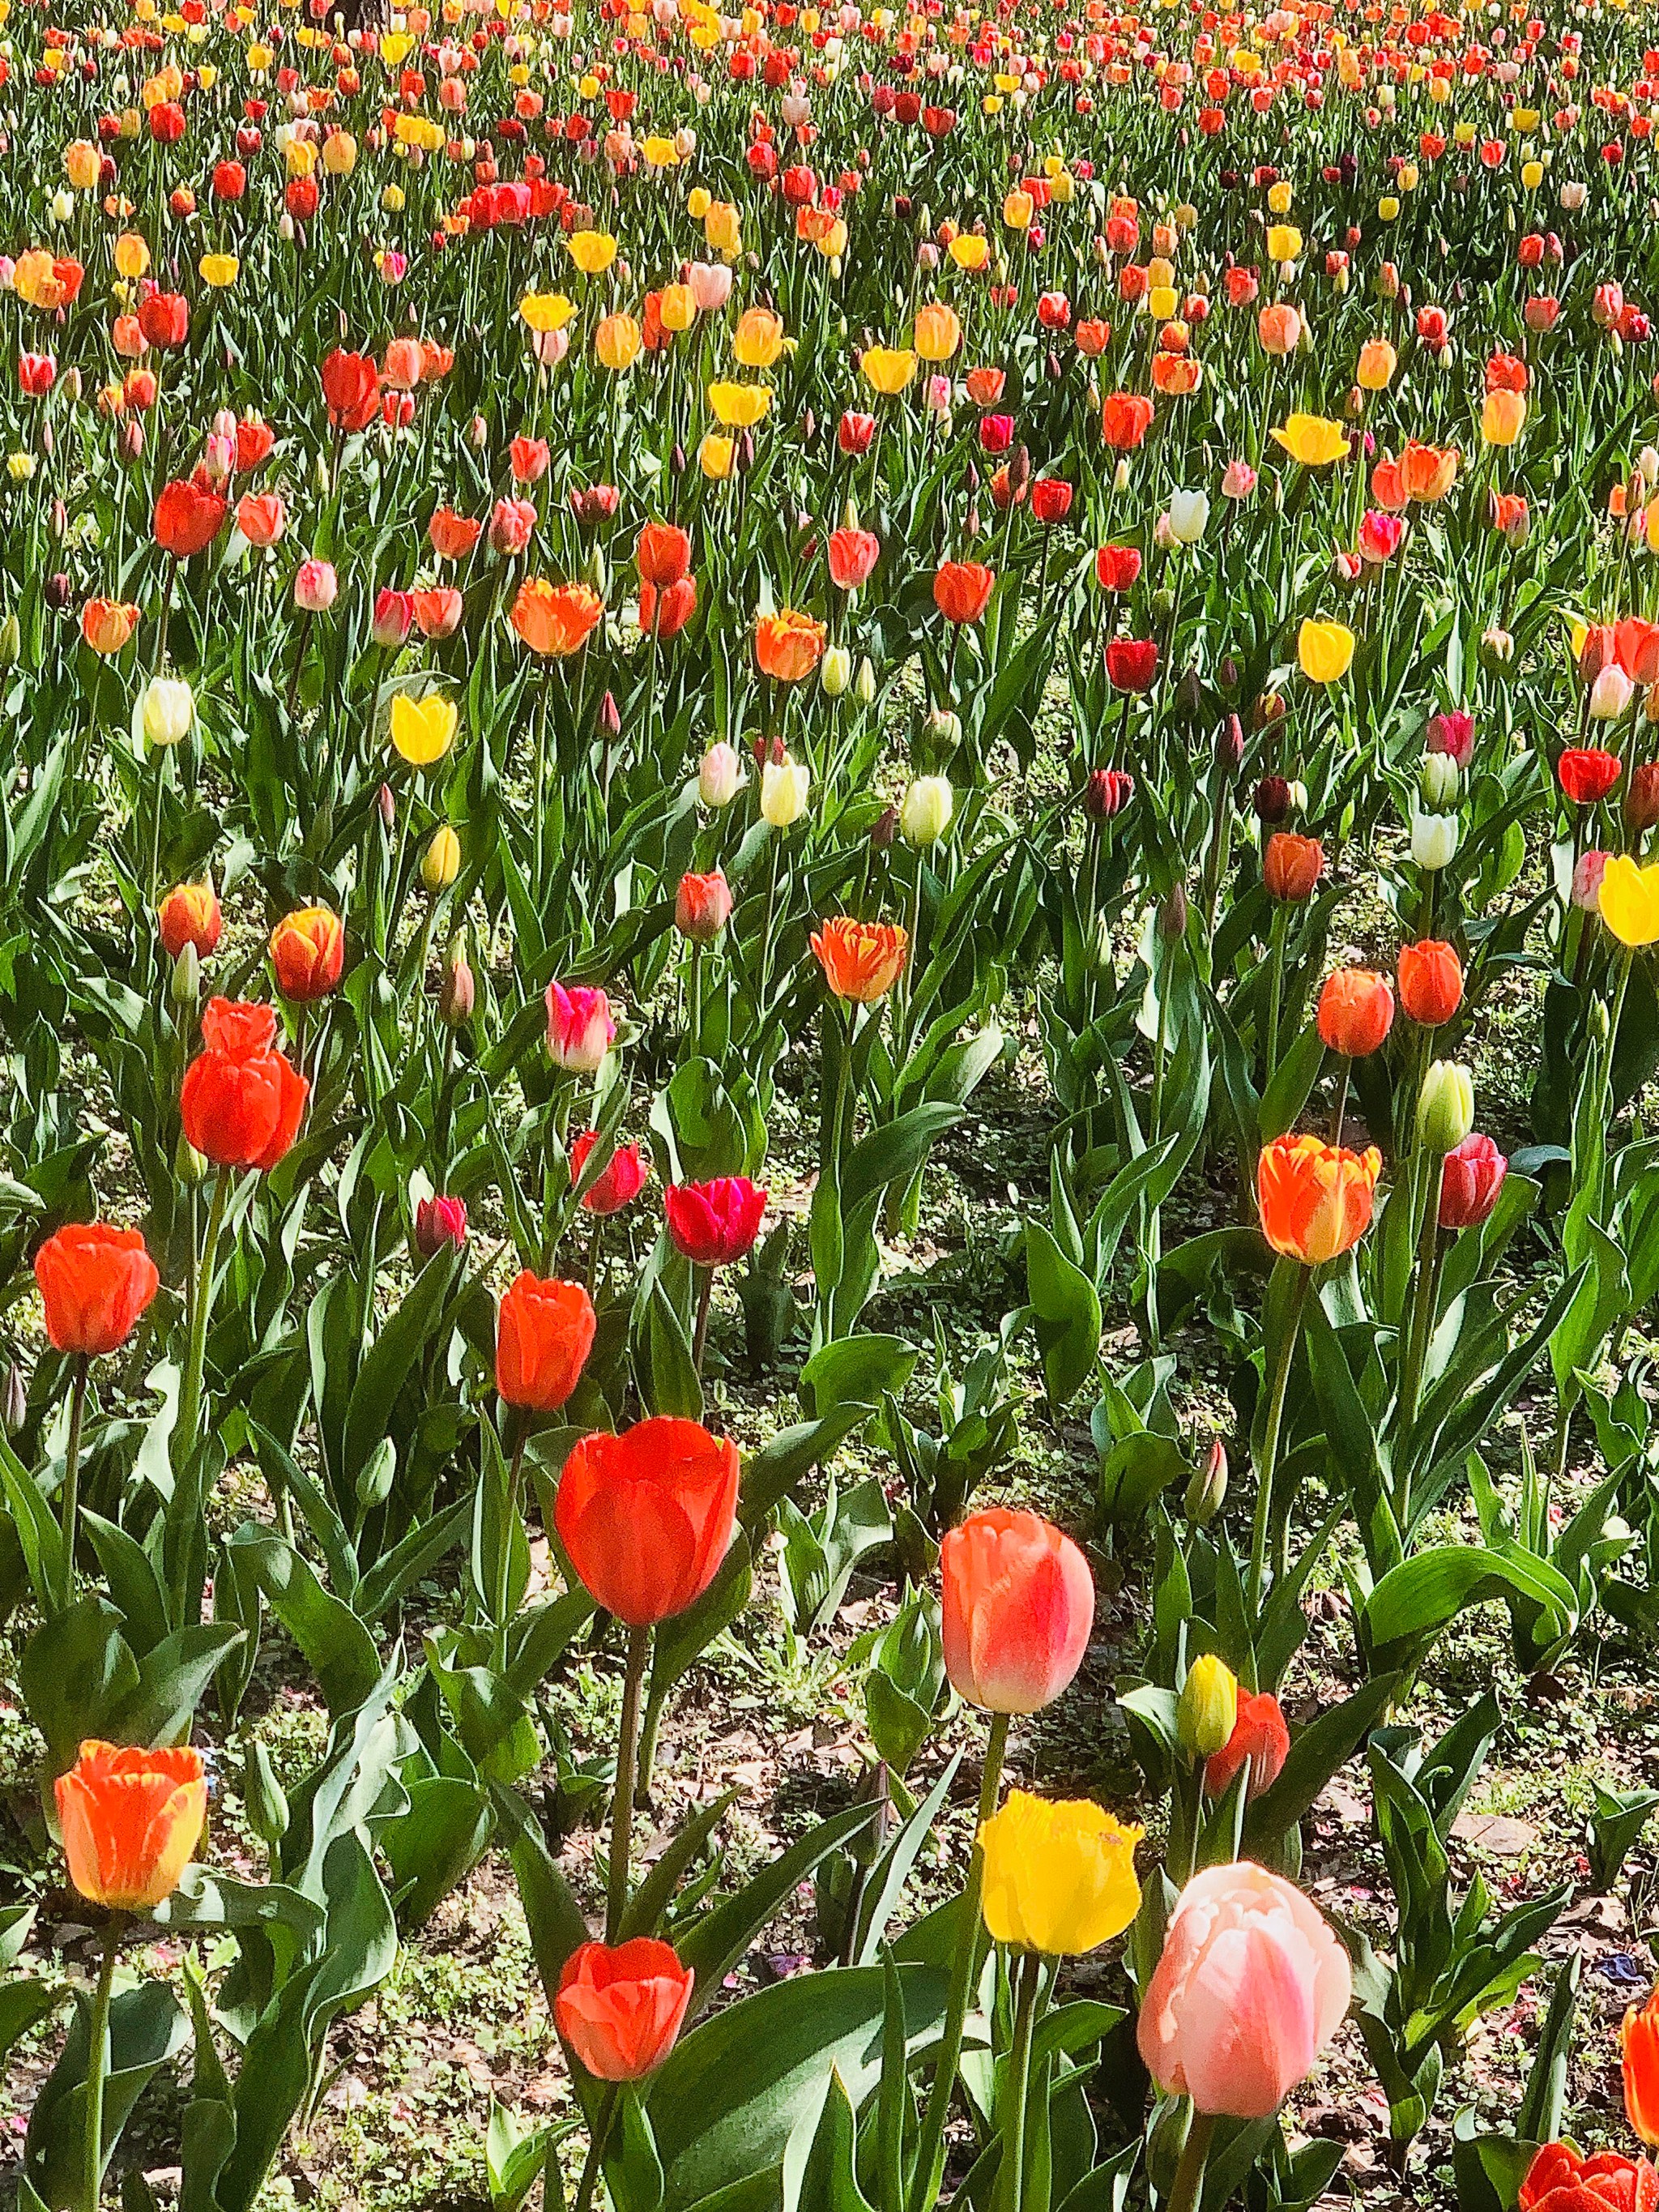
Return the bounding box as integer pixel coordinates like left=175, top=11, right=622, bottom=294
left=679, top=1802, right=885, bottom=2014
left=25, top=1982, right=189, bottom=2208
left=1026, top=1223, right=1102, bottom=1410
left=225, top=1524, right=380, bottom=1717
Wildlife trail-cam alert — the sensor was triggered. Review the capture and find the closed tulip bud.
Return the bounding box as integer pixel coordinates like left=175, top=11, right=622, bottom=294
left=375, top=785, right=395, bottom=836
left=175, top=1129, right=207, bottom=1185
left=1085, top=768, right=1133, bottom=820
left=1175, top=668, right=1204, bottom=720
left=415, top=1193, right=468, bottom=1257
left=1186, top=1438, right=1227, bottom=1524
left=1, top=1363, right=25, bottom=1436
left=142, top=675, right=194, bottom=748
left=439, top=945, right=475, bottom=1026
left=821, top=644, right=851, bottom=697
left=1411, top=808, right=1460, bottom=871
left=855, top=656, right=876, bottom=706
left=1253, top=775, right=1291, bottom=825
left=422, top=826, right=460, bottom=891
left=1218, top=715, right=1244, bottom=773
left=1417, top=1059, right=1475, bottom=1154
left=1161, top=882, right=1189, bottom=939
left=171, top=941, right=201, bottom=1007
left=45, top=574, right=72, bottom=612
left=1627, top=763, right=1659, bottom=831
left=0, top=614, right=19, bottom=667
left=50, top=497, right=67, bottom=541
left=1589, top=995, right=1612, bottom=1047
left=900, top=775, right=954, bottom=846
left=924, top=705, right=962, bottom=752
left=1177, top=1654, right=1239, bottom=1761
left=1481, top=624, right=1515, bottom=668
left=1420, top=754, right=1459, bottom=806
left=599, top=690, right=621, bottom=741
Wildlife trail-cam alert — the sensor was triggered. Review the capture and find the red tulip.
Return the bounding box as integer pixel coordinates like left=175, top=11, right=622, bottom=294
left=556, top=1939, right=693, bottom=2082
left=933, top=561, right=995, bottom=625
left=319, top=348, right=380, bottom=432
left=1204, top=1689, right=1290, bottom=1800
left=1316, top=968, right=1393, bottom=1057
left=495, top=1274, right=595, bottom=1411
left=556, top=1416, right=740, bottom=1625
left=664, top=1177, right=767, bottom=1266
left=1095, top=545, right=1142, bottom=593
left=179, top=998, right=308, bottom=1172
left=154, top=479, right=228, bottom=559
left=827, top=526, right=881, bottom=590
left=34, top=1224, right=160, bottom=1356
left=1104, top=637, right=1158, bottom=693
left=570, top=1129, right=650, bottom=1215
left=1439, top=1133, right=1507, bottom=1229
left=1559, top=746, right=1622, bottom=805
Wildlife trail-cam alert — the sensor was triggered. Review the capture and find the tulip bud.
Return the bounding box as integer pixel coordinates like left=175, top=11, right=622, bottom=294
left=175, top=1129, right=207, bottom=1185
left=1410, top=807, right=1460, bottom=871
left=1420, top=754, right=1459, bottom=807
left=142, top=675, right=194, bottom=748
left=439, top=943, right=475, bottom=1026
left=900, top=775, right=954, bottom=847
left=1160, top=882, right=1188, bottom=939
left=45, top=573, right=72, bottom=611
left=1177, top=1653, right=1239, bottom=1761
left=1589, top=994, right=1612, bottom=1047
left=870, top=805, right=899, bottom=852
left=171, top=941, right=201, bottom=1008
left=820, top=644, right=851, bottom=697
left=697, top=740, right=745, bottom=808
left=1, top=1363, right=25, bottom=1436
left=377, top=782, right=396, bottom=832
left=924, top=704, right=962, bottom=753
left=1481, top=624, right=1515, bottom=668
left=422, top=825, right=460, bottom=891
left=243, top=1739, right=288, bottom=1848
left=1185, top=1438, right=1227, bottom=1525
left=0, top=614, right=19, bottom=668
left=1417, top=1059, right=1476, bottom=1154
left=855, top=656, right=876, bottom=706
left=415, top=1193, right=468, bottom=1258
left=1217, top=715, right=1244, bottom=773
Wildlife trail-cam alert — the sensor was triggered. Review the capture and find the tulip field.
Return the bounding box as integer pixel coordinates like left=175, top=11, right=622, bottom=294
left=18, top=0, right=1659, bottom=2203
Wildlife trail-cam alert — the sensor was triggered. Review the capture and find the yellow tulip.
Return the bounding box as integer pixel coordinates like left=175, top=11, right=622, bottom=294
left=114, top=232, right=151, bottom=280
left=322, top=130, right=356, bottom=176
left=1356, top=338, right=1397, bottom=391
left=1267, top=179, right=1294, bottom=214
left=390, top=693, right=458, bottom=767
left=198, top=254, right=239, bottom=288
left=422, top=825, right=461, bottom=890
left=1599, top=856, right=1659, bottom=948
left=63, top=139, right=100, bottom=190
left=949, top=233, right=989, bottom=271
left=704, top=202, right=741, bottom=256
left=659, top=284, right=696, bottom=333
left=1265, top=224, right=1303, bottom=263
left=707, top=381, right=771, bottom=428
left=1297, top=619, right=1356, bottom=683
left=979, top=1792, right=1143, bottom=1955
left=1481, top=391, right=1526, bottom=446
left=520, top=293, right=574, bottom=334
left=686, top=185, right=712, bottom=220
left=732, top=306, right=783, bottom=367
left=861, top=345, right=917, bottom=396
left=568, top=229, right=617, bottom=276
left=1271, top=413, right=1350, bottom=467
left=595, top=314, right=642, bottom=371
left=698, top=433, right=735, bottom=480
left=1002, top=189, right=1034, bottom=230
left=913, top=302, right=962, bottom=363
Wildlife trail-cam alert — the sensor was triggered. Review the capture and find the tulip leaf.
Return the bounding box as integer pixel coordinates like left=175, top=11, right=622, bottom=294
left=25, top=1980, right=190, bottom=2208
left=225, top=1522, right=380, bottom=1718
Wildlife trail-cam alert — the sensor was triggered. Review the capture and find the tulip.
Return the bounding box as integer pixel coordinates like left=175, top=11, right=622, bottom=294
left=1482, top=390, right=1527, bottom=446
left=1271, top=413, right=1349, bottom=467
left=495, top=1273, right=596, bottom=1412
left=820, top=646, right=851, bottom=698
left=1296, top=619, right=1355, bottom=683
left=557, top=1416, right=739, bottom=1628
left=811, top=917, right=909, bottom=1003
left=1397, top=940, right=1464, bottom=1026
left=545, top=981, right=616, bottom=1072
left=141, top=676, right=194, bottom=749
left=1520, top=2142, right=1659, bottom=2212
left=57, top=1740, right=207, bottom=1911
left=422, top=827, right=460, bottom=893
left=557, top=1939, right=693, bottom=2082
left=159, top=881, right=222, bottom=962
left=1167, top=489, right=1210, bottom=543
left=1176, top=1655, right=1238, bottom=1761
left=511, top=580, right=604, bottom=658
left=1411, top=808, right=1461, bottom=871
left=1625, top=1987, right=1659, bottom=2148
left=390, top=692, right=458, bottom=767
left=665, top=1178, right=768, bottom=1267
left=570, top=1130, right=650, bottom=1216
left=292, top=559, right=338, bottom=613
left=675, top=870, right=732, bottom=943
left=1590, top=665, right=1636, bottom=721
left=940, top=1506, right=1094, bottom=1714
left=1416, top=1061, right=1475, bottom=1154
left=1105, top=638, right=1159, bottom=694
left=1263, top=832, right=1324, bottom=902
left=180, top=999, right=308, bottom=1173
left=1137, top=1863, right=1351, bottom=2118
left=1204, top=1689, right=1290, bottom=1800
left=697, top=741, right=745, bottom=808
left=414, top=1194, right=468, bottom=1258
left=761, top=756, right=811, bottom=829
left=1601, top=856, right=1659, bottom=947
left=1440, top=1134, right=1508, bottom=1230
left=979, top=1791, right=1142, bottom=1954
left=900, top=776, right=954, bottom=846
left=270, top=907, right=345, bottom=1002
left=1257, top=1134, right=1381, bottom=1266
left=1560, top=748, right=1622, bottom=806
left=755, top=610, right=827, bottom=683
left=1317, top=968, right=1394, bottom=1057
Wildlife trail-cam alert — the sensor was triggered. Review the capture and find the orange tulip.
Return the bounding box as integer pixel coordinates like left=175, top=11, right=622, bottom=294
left=754, top=609, right=826, bottom=682
left=1256, top=1134, right=1381, bottom=1265
left=1101, top=391, right=1154, bottom=449
left=940, top=1506, right=1094, bottom=1713
left=1316, top=968, right=1394, bottom=1058
left=932, top=560, right=995, bottom=625
left=1399, top=440, right=1459, bottom=502
left=268, top=907, right=344, bottom=1001
left=55, top=1740, right=207, bottom=1911
left=81, top=597, right=140, bottom=655
left=495, top=1273, right=596, bottom=1412
left=34, top=1225, right=160, bottom=1357
left=510, top=579, right=605, bottom=656
left=159, top=880, right=223, bottom=960
left=557, top=1416, right=740, bottom=1625
left=557, top=1939, right=694, bottom=2082
left=810, top=916, right=910, bottom=1002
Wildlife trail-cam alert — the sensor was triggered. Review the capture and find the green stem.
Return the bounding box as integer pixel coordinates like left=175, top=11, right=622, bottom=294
left=81, top=1915, right=124, bottom=2212
left=1247, top=1266, right=1309, bottom=1616
left=178, top=1168, right=230, bottom=1471
left=57, top=1353, right=91, bottom=1613
left=571, top=2084, right=621, bottom=2212
left=606, top=1624, right=651, bottom=1944
left=691, top=1266, right=714, bottom=1377
left=1328, top=1060, right=1351, bottom=1149
left=909, top=1709, right=1011, bottom=2212
left=1397, top=1162, right=1443, bottom=1492
left=1264, top=904, right=1289, bottom=1083
left=1166, top=2107, right=1217, bottom=2212
left=999, top=1951, right=1043, bottom=2212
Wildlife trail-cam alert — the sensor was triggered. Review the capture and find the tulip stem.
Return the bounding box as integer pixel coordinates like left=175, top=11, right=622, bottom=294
left=1397, top=1161, right=1444, bottom=1500
left=1166, top=2106, right=1216, bottom=2212
left=178, top=1168, right=230, bottom=1501
left=57, top=1353, right=91, bottom=1613
left=909, top=1708, right=1010, bottom=2212
left=1328, top=1061, right=1350, bottom=1149
left=82, top=1915, right=124, bottom=2212
left=571, top=2084, right=621, bottom=2212
left=998, top=1950, right=1043, bottom=2212
left=1247, top=1265, right=1308, bottom=1617
left=691, top=1266, right=714, bottom=1377
left=606, top=1623, right=650, bottom=1944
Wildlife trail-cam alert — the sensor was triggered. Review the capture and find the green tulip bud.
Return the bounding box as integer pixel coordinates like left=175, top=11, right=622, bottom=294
left=171, top=941, right=200, bottom=1008
left=1589, top=995, right=1611, bottom=1046
left=820, top=644, right=851, bottom=698
left=1420, top=754, right=1459, bottom=807
left=1416, top=1059, right=1475, bottom=1154
left=175, top=1129, right=207, bottom=1185
left=1185, top=1439, right=1227, bottom=1525
left=0, top=613, right=19, bottom=668
left=1177, top=1653, right=1239, bottom=1761
left=855, top=655, right=876, bottom=707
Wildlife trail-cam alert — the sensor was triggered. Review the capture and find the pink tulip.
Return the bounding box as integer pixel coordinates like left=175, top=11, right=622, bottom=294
left=293, top=558, right=338, bottom=613
left=546, top=980, right=616, bottom=1073
left=1137, top=1864, right=1351, bottom=2118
